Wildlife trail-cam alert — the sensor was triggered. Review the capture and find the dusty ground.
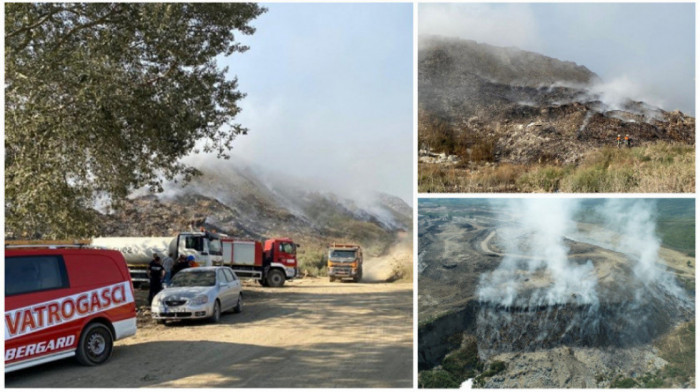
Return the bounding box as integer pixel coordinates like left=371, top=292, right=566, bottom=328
left=5, top=278, right=413, bottom=388
left=364, top=231, right=413, bottom=283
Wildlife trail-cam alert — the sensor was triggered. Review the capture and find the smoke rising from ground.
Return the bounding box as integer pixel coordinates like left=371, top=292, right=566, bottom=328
left=476, top=199, right=692, bottom=355
left=478, top=199, right=599, bottom=308
left=419, top=3, right=694, bottom=114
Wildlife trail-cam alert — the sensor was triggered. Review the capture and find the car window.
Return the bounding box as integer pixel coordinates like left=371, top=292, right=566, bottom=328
left=217, top=269, right=226, bottom=283
left=6, top=255, right=69, bottom=296
left=223, top=269, right=236, bottom=282
left=170, top=270, right=216, bottom=287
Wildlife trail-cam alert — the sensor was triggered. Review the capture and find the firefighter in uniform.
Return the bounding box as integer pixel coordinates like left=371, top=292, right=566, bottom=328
left=146, top=254, right=165, bottom=305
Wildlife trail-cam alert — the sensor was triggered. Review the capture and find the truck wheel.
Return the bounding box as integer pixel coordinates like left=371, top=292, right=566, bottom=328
left=266, top=270, right=285, bottom=287
left=76, top=322, right=114, bottom=366
left=329, top=276, right=335, bottom=282
left=233, top=294, right=243, bottom=313
left=210, top=300, right=221, bottom=323
left=354, top=269, right=363, bottom=283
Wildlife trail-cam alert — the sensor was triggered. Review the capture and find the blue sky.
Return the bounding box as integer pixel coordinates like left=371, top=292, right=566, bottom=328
left=420, top=3, right=695, bottom=115
left=208, top=3, right=413, bottom=204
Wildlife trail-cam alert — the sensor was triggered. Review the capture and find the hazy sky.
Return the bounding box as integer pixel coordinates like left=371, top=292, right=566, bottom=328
left=196, top=3, right=413, bottom=204
left=419, top=3, right=695, bottom=114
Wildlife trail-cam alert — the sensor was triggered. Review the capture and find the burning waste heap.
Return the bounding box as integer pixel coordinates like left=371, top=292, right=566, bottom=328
left=475, top=199, right=694, bottom=358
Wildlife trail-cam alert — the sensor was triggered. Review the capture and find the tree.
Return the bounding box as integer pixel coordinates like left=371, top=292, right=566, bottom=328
left=5, top=3, right=266, bottom=238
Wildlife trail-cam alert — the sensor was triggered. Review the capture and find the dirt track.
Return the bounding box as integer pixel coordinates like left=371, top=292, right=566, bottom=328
left=5, top=278, right=413, bottom=388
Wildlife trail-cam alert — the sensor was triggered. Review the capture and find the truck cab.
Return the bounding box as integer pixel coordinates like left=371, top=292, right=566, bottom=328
left=262, top=238, right=298, bottom=287
left=327, top=244, right=363, bottom=283
left=176, top=231, right=223, bottom=267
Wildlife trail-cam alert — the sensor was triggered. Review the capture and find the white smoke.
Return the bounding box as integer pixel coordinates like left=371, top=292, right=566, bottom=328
left=587, top=199, right=688, bottom=300
left=478, top=199, right=599, bottom=308
left=477, top=199, right=689, bottom=308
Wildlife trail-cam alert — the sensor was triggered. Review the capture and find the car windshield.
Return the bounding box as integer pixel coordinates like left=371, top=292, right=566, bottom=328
left=330, top=250, right=356, bottom=259
left=170, top=270, right=216, bottom=287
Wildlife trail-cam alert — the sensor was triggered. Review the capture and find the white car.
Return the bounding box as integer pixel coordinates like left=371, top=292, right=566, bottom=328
left=151, top=267, right=242, bottom=323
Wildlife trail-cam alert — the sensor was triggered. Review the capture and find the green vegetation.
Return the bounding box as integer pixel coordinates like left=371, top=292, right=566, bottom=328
left=297, top=248, right=327, bottom=277
left=656, top=321, right=695, bottom=386
left=419, top=336, right=483, bottom=389
left=418, top=369, right=461, bottom=389
left=6, top=3, right=266, bottom=238
left=419, top=143, right=694, bottom=193
left=639, top=372, right=664, bottom=388
left=441, top=337, right=481, bottom=381
left=610, top=377, right=637, bottom=388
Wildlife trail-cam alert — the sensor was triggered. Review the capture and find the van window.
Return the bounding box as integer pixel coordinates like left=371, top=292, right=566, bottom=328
left=6, top=256, right=69, bottom=296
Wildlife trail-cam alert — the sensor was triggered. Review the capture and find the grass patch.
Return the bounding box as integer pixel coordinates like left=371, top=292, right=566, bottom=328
left=418, top=142, right=694, bottom=193
left=656, top=321, right=695, bottom=386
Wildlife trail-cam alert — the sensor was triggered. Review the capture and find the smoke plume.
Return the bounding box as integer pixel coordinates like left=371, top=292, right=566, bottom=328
left=475, top=199, right=692, bottom=356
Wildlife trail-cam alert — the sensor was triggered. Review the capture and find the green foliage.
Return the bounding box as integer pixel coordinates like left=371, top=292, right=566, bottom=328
left=297, top=248, right=327, bottom=277
left=418, top=369, right=461, bottom=389
left=610, top=377, right=638, bottom=388
left=5, top=3, right=265, bottom=238
left=639, top=372, right=664, bottom=388
left=441, top=337, right=480, bottom=381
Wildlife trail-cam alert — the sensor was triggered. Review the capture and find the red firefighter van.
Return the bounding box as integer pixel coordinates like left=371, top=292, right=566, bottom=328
left=5, top=246, right=137, bottom=372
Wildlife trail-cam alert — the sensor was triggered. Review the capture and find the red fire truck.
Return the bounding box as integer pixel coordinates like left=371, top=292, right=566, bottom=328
left=220, top=237, right=298, bottom=287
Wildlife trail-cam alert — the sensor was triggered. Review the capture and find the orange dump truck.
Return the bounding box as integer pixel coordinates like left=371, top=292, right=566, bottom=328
left=327, top=243, right=363, bottom=282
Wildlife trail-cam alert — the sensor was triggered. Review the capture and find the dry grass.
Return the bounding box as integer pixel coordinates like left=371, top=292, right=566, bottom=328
left=418, top=142, right=694, bottom=193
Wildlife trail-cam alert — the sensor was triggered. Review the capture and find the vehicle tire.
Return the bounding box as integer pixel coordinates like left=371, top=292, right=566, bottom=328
left=210, top=300, right=221, bottom=323
left=329, top=276, right=335, bottom=282
left=76, top=322, right=114, bottom=366
left=233, top=294, right=243, bottom=313
left=354, top=269, right=363, bottom=283
left=257, top=279, right=266, bottom=286
left=266, top=269, right=285, bottom=287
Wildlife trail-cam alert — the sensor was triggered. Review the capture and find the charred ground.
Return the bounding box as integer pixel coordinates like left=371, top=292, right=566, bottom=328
left=418, top=199, right=695, bottom=388
left=418, top=37, right=695, bottom=193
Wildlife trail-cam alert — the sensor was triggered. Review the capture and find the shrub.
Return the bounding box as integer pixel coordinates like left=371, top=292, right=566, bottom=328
left=418, top=369, right=461, bottom=389
left=611, top=377, right=637, bottom=388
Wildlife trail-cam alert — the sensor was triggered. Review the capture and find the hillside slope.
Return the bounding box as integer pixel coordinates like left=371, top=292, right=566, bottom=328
left=98, top=163, right=412, bottom=275
left=418, top=36, right=694, bottom=167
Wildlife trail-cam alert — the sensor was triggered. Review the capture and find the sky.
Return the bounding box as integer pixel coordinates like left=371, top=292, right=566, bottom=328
left=190, top=3, right=413, bottom=204
left=419, top=3, right=695, bottom=115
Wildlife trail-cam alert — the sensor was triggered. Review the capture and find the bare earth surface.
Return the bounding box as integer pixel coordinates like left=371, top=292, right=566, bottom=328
left=5, top=278, right=413, bottom=388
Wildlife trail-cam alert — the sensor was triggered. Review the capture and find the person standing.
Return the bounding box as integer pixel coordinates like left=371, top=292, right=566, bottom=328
left=162, top=253, right=175, bottom=286
left=171, top=255, right=190, bottom=277
left=147, top=254, right=165, bottom=305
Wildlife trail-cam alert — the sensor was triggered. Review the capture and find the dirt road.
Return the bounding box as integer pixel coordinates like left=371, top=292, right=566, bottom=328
left=5, top=278, right=413, bottom=388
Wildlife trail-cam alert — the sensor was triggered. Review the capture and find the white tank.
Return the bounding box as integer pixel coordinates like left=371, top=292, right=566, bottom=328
left=91, top=237, right=177, bottom=265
